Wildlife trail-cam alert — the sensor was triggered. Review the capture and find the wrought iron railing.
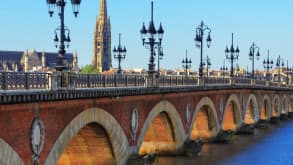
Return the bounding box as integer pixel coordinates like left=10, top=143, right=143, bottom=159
left=255, top=79, right=266, bottom=86
left=0, top=72, right=292, bottom=91
left=234, top=77, right=251, bottom=85
left=70, top=74, right=146, bottom=88
left=159, top=75, right=198, bottom=86
left=0, top=72, right=50, bottom=90
left=203, top=77, right=230, bottom=85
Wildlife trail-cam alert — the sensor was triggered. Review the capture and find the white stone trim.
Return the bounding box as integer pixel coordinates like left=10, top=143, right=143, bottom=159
left=0, top=139, right=24, bottom=165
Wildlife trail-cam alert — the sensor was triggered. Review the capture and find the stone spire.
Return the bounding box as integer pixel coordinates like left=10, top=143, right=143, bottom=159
left=99, top=0, right=107, bottom=22
left=92, top=0, right=112, bottom=72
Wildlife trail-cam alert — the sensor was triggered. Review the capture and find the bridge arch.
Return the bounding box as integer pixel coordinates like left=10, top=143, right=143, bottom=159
left=44, top=108, right=129, bottom=165
left=290, top=95, right=293, bottom=113
left=0, top=139, right=24, bottom=165
left=244, top=94, right=260, bottom=124
left=189, top=97, right=220, bottom=140
left=272, top=95, right=281, bottom=117
left=281, top=95, right=289, bottom=115
left=221, top=94, right=242, bottom=131
left=260, top=94, right=271, bottom=120
left=137, top=100, right=185, bottom=155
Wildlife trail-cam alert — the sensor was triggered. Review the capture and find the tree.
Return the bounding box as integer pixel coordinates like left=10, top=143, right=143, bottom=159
left=81, top=64, right=100, bottom=74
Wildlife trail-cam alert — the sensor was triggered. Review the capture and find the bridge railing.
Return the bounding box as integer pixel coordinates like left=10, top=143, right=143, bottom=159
left=159, top=75, right=198, bottom=86
left=255, top=79, right=267, bottom=86
left=203, top=77, right=230, bottom=85
left=269, top=81, right=279, bottom=87
left=0, top=72, right=292, bottom=91
left=69, top=74, right=146, bottom=88
left=234, top=77, right=251, bottom=85
left=0, top=72, right=50, bottom=90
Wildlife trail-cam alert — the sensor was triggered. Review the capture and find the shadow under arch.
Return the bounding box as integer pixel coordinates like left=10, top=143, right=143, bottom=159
left=260, top=94, right=271, bottom=121
left=221, top=94, right=242, bottom=131
left=272, top=95, right=281, bottom=118
left=44, top=108, right=129, bottom=165
left=244, top=94, right=260, bottom=124
left=281, top=95, right=289, bottom=115
left=136, top=100, right=185, bottom=155
left=0, top=139, right=24, bottom=165
left=189, top=97, right=220, bottom=140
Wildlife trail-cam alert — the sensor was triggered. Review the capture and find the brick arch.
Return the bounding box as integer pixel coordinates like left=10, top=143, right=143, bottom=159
left=44, top=108, right=129, bottom=165
left=222, top=94, right=242, bottom=131
left=189, top=97, right=220, bottom=139
left=289, top=95, right=293, bottom=112
left=260, top=94, right=271, bottom=120
left=281, top=95, right=289, bottom=115
left=272, top=95, right=281, bottom=117
left=0, top=139, right=24, bottom=165
left=136, top=100, right=185, bottom=154
left=244, top=94, right=260, bottom=124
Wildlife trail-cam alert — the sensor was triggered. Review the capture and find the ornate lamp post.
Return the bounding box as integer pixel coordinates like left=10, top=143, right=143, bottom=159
left=113, top=33, right=127, bottom=74
left=140, top=1, right=164, bottom=87
left=220, top=60, right=228, bottom=80
left=182, top=50, right=192, bottom=76
left=157, top=46, right=164, bottom=76
left=46, top=0, right=81, bottom=71
left=203, top=55, right=211, bottom=77
left=195, top=21, right=212, bottom=78
left=276, top=55, right=284, bottom=83
left=249, top=43, right=260, bottom=79
left=225, top=33, right=240, bottom=78
left=263, top=50, right=273, bottom=80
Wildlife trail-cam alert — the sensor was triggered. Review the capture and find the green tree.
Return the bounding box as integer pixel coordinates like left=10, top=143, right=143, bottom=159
left=81, top=64, right=100, bottom=74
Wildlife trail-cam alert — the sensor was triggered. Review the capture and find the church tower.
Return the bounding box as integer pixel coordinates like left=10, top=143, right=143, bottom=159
left=92, top=0, right=112, bottom=72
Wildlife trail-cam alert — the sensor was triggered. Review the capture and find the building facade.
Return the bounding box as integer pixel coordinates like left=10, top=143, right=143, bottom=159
left=92, top=0, right=112, bottom=72
left=0, top=50, right=78, bottom=72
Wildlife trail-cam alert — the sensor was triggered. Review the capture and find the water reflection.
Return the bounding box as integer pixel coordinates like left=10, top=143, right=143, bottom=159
left=155, top=120, right=293, bottom=165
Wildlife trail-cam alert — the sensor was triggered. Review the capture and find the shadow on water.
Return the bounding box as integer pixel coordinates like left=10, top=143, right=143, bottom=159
left=155, top=119, right=293, bottom=165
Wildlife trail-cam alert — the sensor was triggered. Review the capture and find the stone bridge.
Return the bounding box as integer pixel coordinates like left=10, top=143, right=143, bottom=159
left=0, top=73, right=292, bottom=165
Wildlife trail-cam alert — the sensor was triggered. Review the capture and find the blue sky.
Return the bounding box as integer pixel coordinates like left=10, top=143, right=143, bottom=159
left=0, top=0, right=292, bottom=71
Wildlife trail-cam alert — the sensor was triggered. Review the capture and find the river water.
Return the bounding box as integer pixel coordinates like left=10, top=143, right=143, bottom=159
left=155, top=119, right=293, bottom=165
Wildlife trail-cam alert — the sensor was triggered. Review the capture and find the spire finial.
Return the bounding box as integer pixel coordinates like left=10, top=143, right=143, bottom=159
left=232, top=33, right=234, bottom=46
left=151, top=1, right=154, bottom=22
left=119, top=33, right=121, bottom=46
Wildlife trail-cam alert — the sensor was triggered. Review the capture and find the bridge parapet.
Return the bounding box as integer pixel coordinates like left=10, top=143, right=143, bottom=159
left=0, top=72, right=291, bottom=98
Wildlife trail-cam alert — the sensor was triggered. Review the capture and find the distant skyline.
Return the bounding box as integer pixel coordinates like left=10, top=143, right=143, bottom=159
left=0, top=0, right=292, bottom=72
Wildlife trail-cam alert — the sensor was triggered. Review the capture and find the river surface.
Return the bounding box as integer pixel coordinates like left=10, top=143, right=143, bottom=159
left=155, top=119, right=293, bottom=165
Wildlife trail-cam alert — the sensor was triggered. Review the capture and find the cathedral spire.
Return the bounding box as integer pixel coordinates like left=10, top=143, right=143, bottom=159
left=92, top=0, right=112, bottom=72
left=99, top=0, right=107, bottom=22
